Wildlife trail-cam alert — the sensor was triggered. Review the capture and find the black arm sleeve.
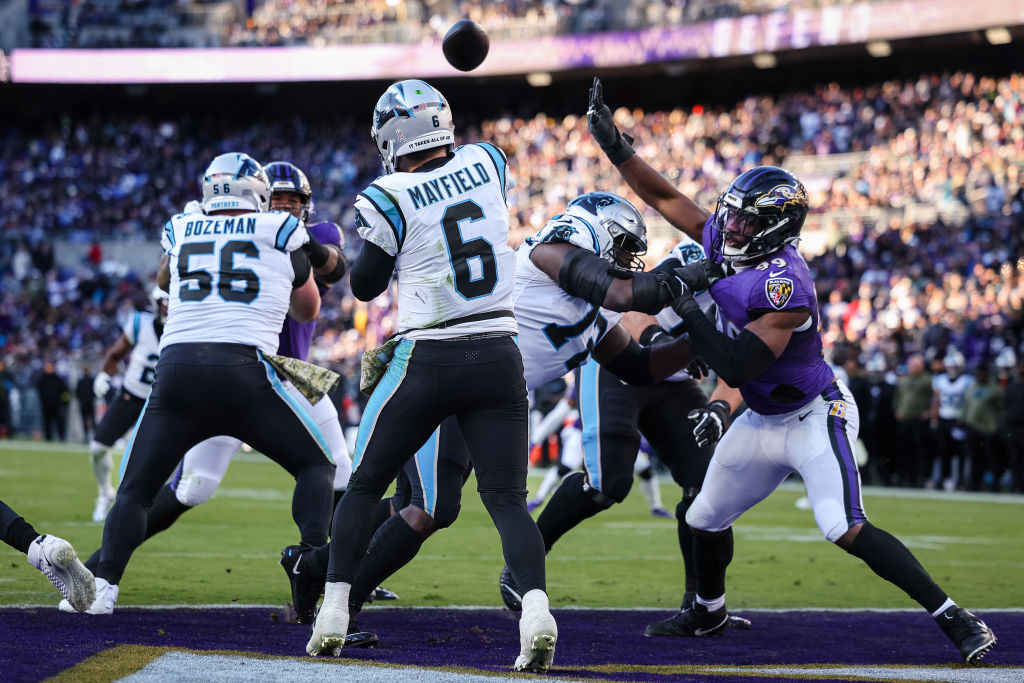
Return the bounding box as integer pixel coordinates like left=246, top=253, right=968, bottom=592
left=290, top=249, right=311, bottom=288
left=313, top=244, right=348, bottom=285
left=557, top=248, right=614, bottom=306
left=349, top=241, right=396, bottom=301
left=601, top=338, right=654, bottom=386
left=302, top=233, right=331, bottom=268
left=677, top=302, right=776, bottom=387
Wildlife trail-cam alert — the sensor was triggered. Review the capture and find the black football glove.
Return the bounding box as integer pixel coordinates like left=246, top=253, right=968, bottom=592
left=587, top=77, right=635, bottom=165
left=675, top=258, right=726, bottom=292
left=688, top=399, right=731, bottom=449
left=668, top=269, right=701, bottom=318
left=638, top=324, right=668, bottom=346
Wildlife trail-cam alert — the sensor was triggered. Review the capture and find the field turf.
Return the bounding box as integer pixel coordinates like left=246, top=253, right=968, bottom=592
left=2, top=439, right=1022, bottom=611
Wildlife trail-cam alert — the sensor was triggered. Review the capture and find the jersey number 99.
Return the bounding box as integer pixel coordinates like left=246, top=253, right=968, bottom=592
left=178, top=240, right=261, bottom=304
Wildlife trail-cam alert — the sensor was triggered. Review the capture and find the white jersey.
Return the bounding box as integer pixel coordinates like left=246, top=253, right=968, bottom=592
left=932, top=372, right=973, bottom=420
left=159, top=209, right=309, bottom=353
left=121, top=311, right=161, bottom=399
left=355, top=143, right=517, bottom=340
left=654, top=236, right=716, bottom=382
left=513, top=239, right=623, bottom=391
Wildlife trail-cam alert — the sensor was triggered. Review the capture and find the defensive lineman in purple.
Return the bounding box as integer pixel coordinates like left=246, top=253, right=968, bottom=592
left=588, top=77, right=996, bottom=663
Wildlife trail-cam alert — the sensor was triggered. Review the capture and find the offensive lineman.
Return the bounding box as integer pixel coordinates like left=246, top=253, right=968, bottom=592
left=87, top=287, right=168, bottom=522
left=588, top=77, right=996, bottom=663
left=501, top=233, right=749, bottom=639
left=65, top=162, right=360, bottom=615
left=83, top=153, right=335, bottom=615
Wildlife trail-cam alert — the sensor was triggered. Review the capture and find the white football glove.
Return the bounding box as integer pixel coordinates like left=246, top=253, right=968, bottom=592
left=688, top=399, right=731, bottom=449
left=93, top=371, right=112, bottom=399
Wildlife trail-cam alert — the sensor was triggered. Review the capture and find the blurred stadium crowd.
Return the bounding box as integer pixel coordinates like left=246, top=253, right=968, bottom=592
left=27, top=0, right=887, bottom=49
left=1, top=68, right=1022, bottom=492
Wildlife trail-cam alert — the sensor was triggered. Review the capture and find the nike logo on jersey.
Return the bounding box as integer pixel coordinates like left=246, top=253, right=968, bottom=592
left=769, top=269, right=787, bottom=277
left=798, top=410, right=813, bottom=421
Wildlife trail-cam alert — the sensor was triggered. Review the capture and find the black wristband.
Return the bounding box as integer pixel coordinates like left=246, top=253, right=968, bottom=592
left=631, top=272, right=672, bottom=314
left=604, top=133, right=636, bottom=165
left=303, top=235, right=331, bottom=268
left=314, top=246, right=348, bottom=285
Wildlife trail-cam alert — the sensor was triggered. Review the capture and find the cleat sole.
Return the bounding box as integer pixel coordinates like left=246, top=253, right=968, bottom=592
left=514, top=634, right=556, bottom=673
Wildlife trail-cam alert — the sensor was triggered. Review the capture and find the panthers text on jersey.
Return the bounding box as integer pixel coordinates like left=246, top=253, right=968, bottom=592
left=702, top=218, right=834, bottom=414
left=120, top=311, right=161, bottom=399
left=354, top=143, right=517, bottom=340
left=654, top=234, right=716, bottom=383
left=160, top=209, right=309, bottom=353
left=514, top=216, right=624, bottom=390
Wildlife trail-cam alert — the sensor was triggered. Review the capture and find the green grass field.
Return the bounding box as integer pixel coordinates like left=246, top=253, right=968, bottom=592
left=3, top=440, right=1022, bottom=611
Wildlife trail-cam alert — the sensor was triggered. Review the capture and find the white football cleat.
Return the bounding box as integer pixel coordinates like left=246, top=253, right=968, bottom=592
left=27, top=535, right=95, bottom=612
left=306, top=581, right=350, bottom=657
left=92, top=494, right=114, bottom=523
left=514, top=589, right=557, bottom=673
left=59, top=577, right=118, bottom=614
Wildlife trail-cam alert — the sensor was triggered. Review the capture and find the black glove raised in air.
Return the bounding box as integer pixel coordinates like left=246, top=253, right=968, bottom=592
left=587, top=77, right=635, bottom=165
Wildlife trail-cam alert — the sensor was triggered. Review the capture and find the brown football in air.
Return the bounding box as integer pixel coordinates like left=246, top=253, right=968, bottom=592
left=443, top=19, right=490, bottom=72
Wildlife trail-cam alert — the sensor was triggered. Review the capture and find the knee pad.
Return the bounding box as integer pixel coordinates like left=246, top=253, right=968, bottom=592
left=174, top=470, right=222, bottom=507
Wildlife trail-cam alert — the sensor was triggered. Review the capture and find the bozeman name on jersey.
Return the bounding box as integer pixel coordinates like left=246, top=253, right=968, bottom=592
left=654, top=235, right=716, bottom=383
left=355, top=143, right=517, bottom=340
left=514, top=215, right=623, bottom=390
left=121, top=311, right=161, bottom=399
left=160, top=209, right=309, bottom=354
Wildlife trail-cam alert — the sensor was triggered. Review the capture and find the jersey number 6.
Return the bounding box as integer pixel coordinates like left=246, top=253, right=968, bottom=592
left=178, top=240, right=261, bottom=304
left=442, top=200, right=497, bottom=300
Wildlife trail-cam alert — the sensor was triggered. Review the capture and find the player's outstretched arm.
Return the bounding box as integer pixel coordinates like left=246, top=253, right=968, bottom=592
left=530, top=242, right=679, bottom=314
left=592, top=324, right=696, bottom=386
left=587, top=78, right=710, bottom=241
left=289, top=257, right=321, bottom=322
left=671, top=284, right=804, bottom=387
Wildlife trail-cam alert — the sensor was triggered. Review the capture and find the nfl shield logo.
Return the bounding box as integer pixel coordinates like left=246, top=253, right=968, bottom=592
left=766, top=277, right=793, bottom=309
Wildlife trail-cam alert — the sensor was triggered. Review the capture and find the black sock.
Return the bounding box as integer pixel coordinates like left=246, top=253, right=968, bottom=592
left=83, top=486, right=192, bottom=574
left=0, top=501, right=40, bottom=554
left=676, top=493, right=698, bottom=593
left=145, top=484, right=192, bottom=537
left=693, top=527, right=732, bottom=601
left=349, top=514, right=425, bottom=612
left=845, top=522, right=948, bottom=613
left=536, top=472, right=608, bottom=551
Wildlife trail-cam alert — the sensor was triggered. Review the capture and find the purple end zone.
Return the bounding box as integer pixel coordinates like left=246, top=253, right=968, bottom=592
left=2, top=607, right=1021, bottom=682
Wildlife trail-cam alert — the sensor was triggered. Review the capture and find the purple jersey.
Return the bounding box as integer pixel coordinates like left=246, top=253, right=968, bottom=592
left=702, top=220, right=834, bottom=415
left=276, top=221, right=343, bottom=361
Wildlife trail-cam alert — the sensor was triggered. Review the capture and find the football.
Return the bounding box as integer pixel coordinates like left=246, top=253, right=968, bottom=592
left=442, top=19, right=489, bottom=72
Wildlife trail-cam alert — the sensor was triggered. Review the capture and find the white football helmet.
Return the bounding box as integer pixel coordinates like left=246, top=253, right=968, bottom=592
left=201, top=153, right=270, bottom=214
left=371, top=79, right=455, bottom=174
left=564, top=192, right=647, bottom=272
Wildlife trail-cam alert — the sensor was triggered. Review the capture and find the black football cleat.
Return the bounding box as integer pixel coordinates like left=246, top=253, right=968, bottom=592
left=645, top=603, right=731, bottom=637
left=344, top=614, right=379, bottom=649
left=280, top=545, right=324, bottom=625
left=367, top=586, right=399, bottom=603
left=936, top=606, right=996, bottom=664
left=680, top=592, right=750, bottom=630
left=499, top=565, right=523, bottom=612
